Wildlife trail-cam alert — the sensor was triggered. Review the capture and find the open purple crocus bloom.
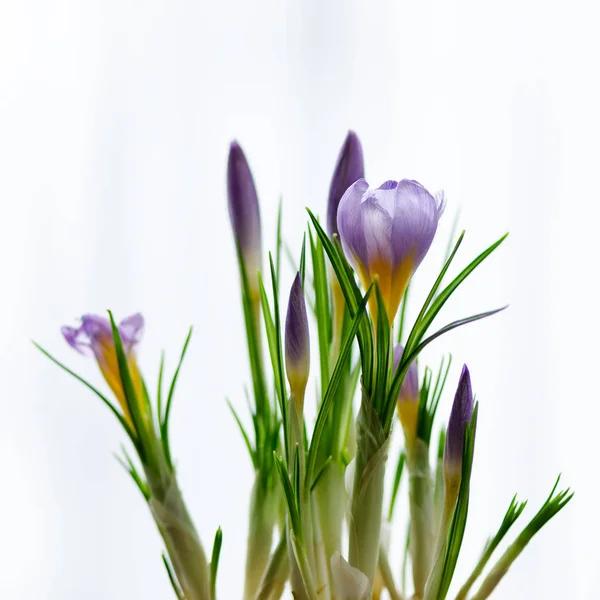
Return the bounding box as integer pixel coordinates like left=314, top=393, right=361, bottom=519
left=62, top=313, right=144, bottom=422
left=337, top=178, right=445, bottom=320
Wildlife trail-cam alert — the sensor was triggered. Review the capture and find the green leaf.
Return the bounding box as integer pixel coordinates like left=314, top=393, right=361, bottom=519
left=307, top=209, right=374, bottom=393
left=157, top=351, right=165, bottom=428
left=236, top=242, right=269, bottom=422
left=305, top=284, right=372, bottom=489
left=436, top=403, right=479, bottom=600
left=226, top=399, right=257, bottom=468
left=388, top=449, right=406, bottom=521
left=108, top=311, right=154, bottom=466
left=309, top=227, right=331, bottom=399
left=114, top=447, right=150, bottom=501
left=210, top=527, right=223, bottom=600
left=273, top=453, right=302, bottom=539
left=162, top=554, right=184, bottom=599
left=161, top=327, right=193, bottom=470
left=469, top=477, right=573, bottom=600
left=373, top=280, right=391, bottom=416
left=33, top=342, right=139, bottom=451
left=455, top=495, right=527, bottom=600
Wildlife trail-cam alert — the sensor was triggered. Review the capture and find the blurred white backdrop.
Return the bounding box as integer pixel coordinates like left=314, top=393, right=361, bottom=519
left=1, top=0, right=598, bottom=598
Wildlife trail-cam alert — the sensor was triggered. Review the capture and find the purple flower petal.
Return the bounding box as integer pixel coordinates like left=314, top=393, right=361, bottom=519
left=444, top=365, right=474, bottom=470
left=337, top=178, right=370, bottom=267
left=390, top=180, right=442, bottom=270
left=119, top=313, right=144, bottom=345
left=361, top=196, right=393, bottom=267
left=62, top=313, right=143, bottom=358
left=327, top=131, right=365, bottom=237
left=393, top=344, right=419, bottom=402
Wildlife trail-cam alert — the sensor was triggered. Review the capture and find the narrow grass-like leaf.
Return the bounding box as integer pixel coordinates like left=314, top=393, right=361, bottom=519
left=210, top=527, right=223, bottom=600
left=161, top=327, right=193, bottom=470
left=388, top=449, right=406, bottom=521
left=274, top=453, right=302, bottom=538
left=307, top=209, right=374, bottom=392
left=226, top=399, right=257, bottom=468
left=310, top=456, right=333, bottom=492
left=157, top=351, right=165, bottom=425
left=258, top=271, right=288, bottom=452
left=470, top=478, right=573, bottom=600
left=162, top=554, right=184, bottom=599
left=305, top=284, right=372, bottom=488
left=373, top=280, right=391, bottom=415
left=114, top=451, right=150, bottom=501
left=436, top=403, right=479, bottom=600
left=108, top=311, right=153, bottom=466
left=455, top=495, right=527, bottom=600
left=309, top=227, right=331, bottom=399
left=236, top=242, right=269, bottom=421
left=275, top=196, right=283, bottom=287
left=33, top=342, right=139, bottom=451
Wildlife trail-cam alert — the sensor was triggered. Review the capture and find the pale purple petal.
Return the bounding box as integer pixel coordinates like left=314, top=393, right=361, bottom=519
left=62, top=313, right=143, bottom=358
left=367, top=184, right=398, bottom=219
left=61, top=324, right=94, bottom=355
left=393, top=344, right=419, bottom=402
left=390, top=179, right=442, bottom=269
left=444, top=365, right=474, bottom=468
left=327, top=131, right=364, bottom=237
left=361, top=196, right=393, bottom=266
left=119, top=313, right=144, bottom=345
left=227, top=141, right=261, bottom=262
left=337, top=178, right=370, bottom=267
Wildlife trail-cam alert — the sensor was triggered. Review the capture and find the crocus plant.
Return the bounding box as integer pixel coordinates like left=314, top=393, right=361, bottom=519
left=37, top=130, right=572, bottom=600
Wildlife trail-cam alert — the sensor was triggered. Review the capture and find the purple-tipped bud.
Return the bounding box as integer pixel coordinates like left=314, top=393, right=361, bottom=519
left=444, top=365, right=474, bottom=474
left=227, top=141, right=262, bottom=279
left=285, top=273, right=310, bottom=406
left=393, top=344, right=419, bottom=442
left=327, top=131, right=365, bottom=237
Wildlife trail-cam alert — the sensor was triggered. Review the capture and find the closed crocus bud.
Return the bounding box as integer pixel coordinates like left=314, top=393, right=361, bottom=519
left=62, top=314, right=145, bottom=426
left=227, top=141, right=262, bottom=292
left=327, top=131, right=364, bottom=238
left=337, top=178, right=445, bottom=321
left=393, top=344, right=419, bottom=446
left=285, top=273, right=310, bottom=408
left=444, top=365, right=474, bottom=492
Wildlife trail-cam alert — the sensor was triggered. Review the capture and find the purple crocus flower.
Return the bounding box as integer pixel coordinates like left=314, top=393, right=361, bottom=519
left=285, top=273, right=310, bottom=406
left=62, top=313, right=144, bottom=422
left=337, top=178, right=445, bottom=320
left=327, top=131, right=364, bottom=237
left=227, top=141, right=262, bottom=287
left=444, top=365, right=474, bottom=477
left=393, top=344, right=420, bottom=444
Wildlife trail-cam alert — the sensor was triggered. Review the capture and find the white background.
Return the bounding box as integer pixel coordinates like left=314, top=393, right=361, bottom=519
left=1, top=1, right=598, bottom=598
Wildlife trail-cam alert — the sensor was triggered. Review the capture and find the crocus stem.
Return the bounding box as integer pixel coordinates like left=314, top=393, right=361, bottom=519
left=244, top=473, right=277, bottom=600
left=378, top=547, right=405, bottom=600
left=314, top=460, right=345, bottom=583
left=312, top=495, right=331, bottom=600
left=255, top=532, right=289, bottom=600
left=349, top=394, right=388, bottom=586
left=147, top=470, right=210, bottom=600
left=407, top=439, right=435, bottom=598
left=423, top=498, right=454, bottom=600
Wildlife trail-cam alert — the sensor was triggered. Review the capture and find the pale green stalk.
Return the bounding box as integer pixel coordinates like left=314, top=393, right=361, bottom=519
left=147, top=467, right=211, bottom=600
left=407, top=438, right=435, bottom=598
left=312, top=495, right=331, bottom=600
left=255, top=533, right=289, bottom=600
left=348, top=396, right=389, bottom=586
left=244, top=474, right=278, bottom=600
